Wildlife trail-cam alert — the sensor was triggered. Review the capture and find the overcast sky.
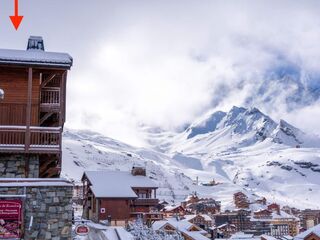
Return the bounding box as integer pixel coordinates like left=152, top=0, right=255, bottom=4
left=1, top=0, right=320, bottom=146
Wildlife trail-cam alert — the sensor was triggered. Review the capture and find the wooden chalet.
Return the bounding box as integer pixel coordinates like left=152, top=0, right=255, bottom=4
left=184, top=214, right=213, bottom=231
left=268, top=203, right=281, bottom=215
left=253, top=209, right=273, bottom=219
left=211, top=223, right=237, bottom=238
left=162, top=204, right=187, bottom=218
left=153, top=218, right=210, bottom=240
left=294, top=224, right=320, bottom=240
left=0, top=36, right=72, bottom=177
left=234, top=191, right=250, bottom=209
left=82, top=167, right=162, bottom=226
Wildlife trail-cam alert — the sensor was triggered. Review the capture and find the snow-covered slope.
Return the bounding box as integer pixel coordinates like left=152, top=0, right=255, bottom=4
left=61, top=107, right=320, bottom=210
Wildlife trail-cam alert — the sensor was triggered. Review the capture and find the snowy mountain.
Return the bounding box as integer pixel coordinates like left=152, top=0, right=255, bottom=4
left=61, top=106, right=320, bottom=210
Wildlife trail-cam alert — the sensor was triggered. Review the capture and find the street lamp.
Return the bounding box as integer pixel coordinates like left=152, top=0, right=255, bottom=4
left=0, top=88, right=4, bottom=100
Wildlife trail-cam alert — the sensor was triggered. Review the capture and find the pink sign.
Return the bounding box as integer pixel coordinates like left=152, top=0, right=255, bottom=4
left=0, top=200, right=22, bottom=239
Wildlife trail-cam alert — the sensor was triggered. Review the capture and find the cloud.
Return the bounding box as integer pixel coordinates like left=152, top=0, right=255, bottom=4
left=65, top=0, right=320, bottom=145
left=1, top=0, right=320, bottom=145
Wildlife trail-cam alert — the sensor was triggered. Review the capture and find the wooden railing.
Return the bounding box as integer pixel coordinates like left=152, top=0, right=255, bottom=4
left=0, top=126, right=62, bottom=153
left=41, top=87, right=60, bottom=105
left=132, top=198, right=159, bottom=206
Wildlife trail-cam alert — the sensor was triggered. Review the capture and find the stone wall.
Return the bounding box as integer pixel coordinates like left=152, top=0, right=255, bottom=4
left=0, top=154, right=39, bottom=178
left=0, top=185, right=73, bottom=240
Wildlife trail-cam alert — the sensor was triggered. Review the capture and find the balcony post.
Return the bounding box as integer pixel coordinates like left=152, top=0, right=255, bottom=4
left=60, top=71, right=67, bottom=126
left=25, top=67, right=33, bottom=152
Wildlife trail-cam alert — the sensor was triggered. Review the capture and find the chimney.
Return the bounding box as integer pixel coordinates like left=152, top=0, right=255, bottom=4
left=131, top=166, right=146, bottom=176
left=27, top=36, right=45, bottom=51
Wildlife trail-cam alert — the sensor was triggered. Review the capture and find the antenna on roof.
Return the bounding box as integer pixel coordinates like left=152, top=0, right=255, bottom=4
left=27, top=36, right=45, bottom=51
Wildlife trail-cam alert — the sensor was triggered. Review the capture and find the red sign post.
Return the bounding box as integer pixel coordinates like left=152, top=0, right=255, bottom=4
left=0, top=200, right=23, bottom=239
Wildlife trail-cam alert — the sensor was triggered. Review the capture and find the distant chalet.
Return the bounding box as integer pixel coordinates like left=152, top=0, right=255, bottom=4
left=0, top=36, right=72, bottom=178
left=82, top=167, right=162, bottom=225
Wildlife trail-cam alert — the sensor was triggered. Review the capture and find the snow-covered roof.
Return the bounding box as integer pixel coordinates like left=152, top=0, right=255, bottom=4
left=215, top=223, right=236, bottom=229
left=83, top=170, right=158, bottom=198
left=251, top=210, right=299, bottom=222
left=152, top=220, right=174, bottom=231
left=84, top=222, right=134, bottom=240
left=0, top=48, right=73, bottom=68
left=261, top=234, right=277, bottom=240
left=230, top=232, right=259, bottom=240
left=184, top=214, right=212, bottom=222
left=162, top=203, right=183, bottom=212
left=281, top=235, right=294, bottom=240
left=294, top=224, right=320, bottom=240
left=153, top=218, right=210, bottom=240
left=103, top=227, right=134, bottom=240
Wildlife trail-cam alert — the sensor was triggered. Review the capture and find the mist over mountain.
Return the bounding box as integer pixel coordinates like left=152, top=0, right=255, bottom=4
left=62, top=106, right=320, bottom=210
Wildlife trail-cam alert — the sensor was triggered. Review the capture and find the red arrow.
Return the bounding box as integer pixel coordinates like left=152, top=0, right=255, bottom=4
left=9, top=0, right=24, bottom=30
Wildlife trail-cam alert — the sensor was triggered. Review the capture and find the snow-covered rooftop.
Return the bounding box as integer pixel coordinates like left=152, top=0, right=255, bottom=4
left=261, top=234, right=277, bottom=240
left=184, top=214, right=212, bottom=222
left=294, top=224, right=320, bottom=240
left=230, top=232, right=259, bottom=240
left=0, top=47, right=72, bottom=68
left=162, top=203, right=184, bottom=212
left=153, top=218, right=209, bottom=240
left=83, top=170, right=158, bottom=198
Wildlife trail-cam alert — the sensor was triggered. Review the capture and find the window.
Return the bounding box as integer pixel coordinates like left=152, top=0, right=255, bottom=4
left=138, top=193, right=147, bottom=198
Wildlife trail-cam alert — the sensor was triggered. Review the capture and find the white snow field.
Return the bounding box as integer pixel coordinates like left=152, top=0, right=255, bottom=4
left=62, top=106, right=320, bottom=210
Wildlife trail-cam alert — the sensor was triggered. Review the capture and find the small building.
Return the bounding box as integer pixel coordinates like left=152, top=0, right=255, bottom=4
left=162, top=204, right=186, bottom=218
left=268, top=203, right=281, bottom=215
left=82, top=167, right=161, bottom=225
left=253, top=209, right=272, bottom=219
left=298, top=210, right=320, bottom=230
left=183, top=193, right=200, bottom=207
left=211, top=223, right=237, bottom=238
left=234, top=192, right=250, bottom=209
left=156, top=200, right=169, bottom=211
left=153, top=217, right=210, bottom=240
left=250, top=206, right=300, bottom=237
left=294, top=224, right=320, bottom=240
left=255, top=197, right=267, bottom=205
left=229, top=232, right=260, bottom=240
left=214, top=210, right=252, bottom=232
left=184, top=214, right=213, bottom=231
left=73, top=182, right=84, bottom=205
left=185, top=197, right=221, bottom=215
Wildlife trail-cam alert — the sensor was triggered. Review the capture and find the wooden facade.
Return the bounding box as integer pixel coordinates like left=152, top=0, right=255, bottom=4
left=82, top=169, right=161, bottom=225
left=0, top=36, right=72, bottom=178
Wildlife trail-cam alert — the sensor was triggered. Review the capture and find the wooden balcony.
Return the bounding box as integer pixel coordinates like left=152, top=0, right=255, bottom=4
left=132, top=198, right=159, bottom=206
left=130, top=212, right=164, bottom=224
left=0, top=126, right=62, bottom=154
left=40, top=87, right=61, bottom=112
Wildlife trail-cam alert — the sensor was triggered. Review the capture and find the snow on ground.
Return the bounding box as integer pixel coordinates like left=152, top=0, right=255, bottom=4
left=62, top=107, right=320, bottom=210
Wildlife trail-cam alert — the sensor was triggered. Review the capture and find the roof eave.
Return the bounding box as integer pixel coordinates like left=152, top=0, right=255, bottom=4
left=0, top=60, right=72, bottom=70
left=95, top=196, right=138, bottom=199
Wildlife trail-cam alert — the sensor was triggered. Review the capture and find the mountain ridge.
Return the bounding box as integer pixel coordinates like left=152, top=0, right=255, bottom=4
left=61, top=106, right=320, bottom=210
